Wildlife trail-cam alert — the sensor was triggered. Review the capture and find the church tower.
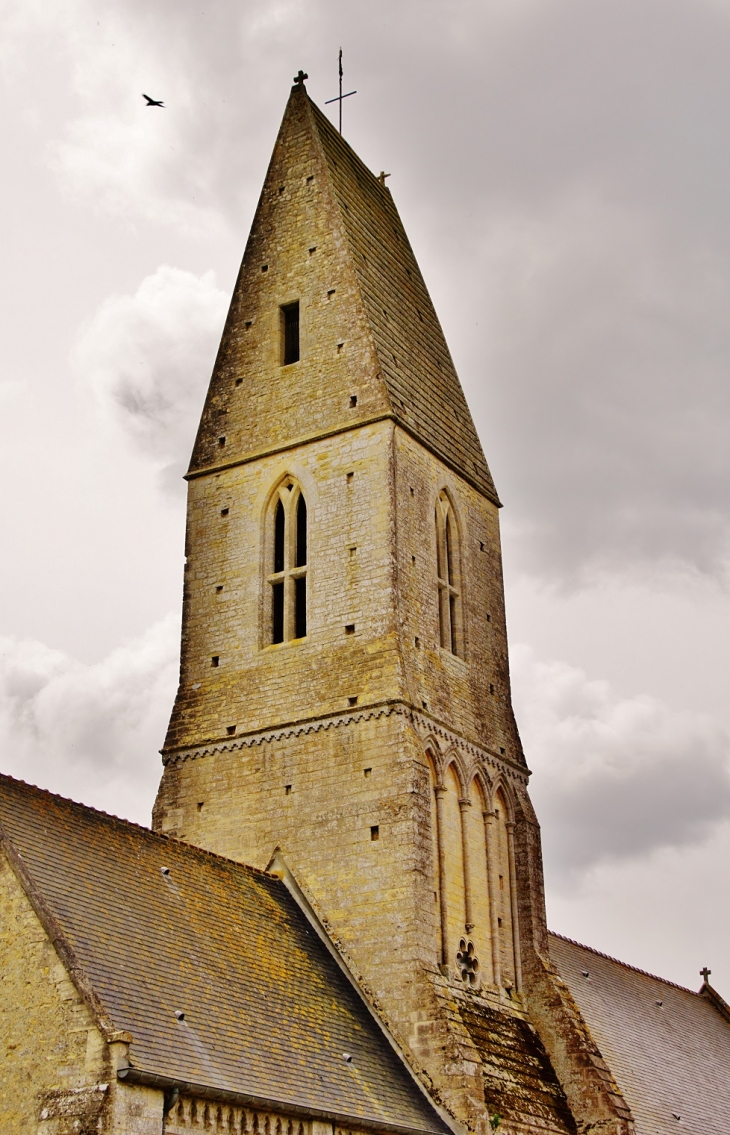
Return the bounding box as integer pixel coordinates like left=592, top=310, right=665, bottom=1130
left=154, top=77, right=631, bottom=1135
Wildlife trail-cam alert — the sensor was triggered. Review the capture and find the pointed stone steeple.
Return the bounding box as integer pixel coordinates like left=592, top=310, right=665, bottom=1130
left=189, top=80, right=499, bottom=505
left=154, top=80, right=626, bottom=1135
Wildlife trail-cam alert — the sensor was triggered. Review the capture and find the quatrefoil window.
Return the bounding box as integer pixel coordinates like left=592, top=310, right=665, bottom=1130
left=456, top=938, right=479, bottom=985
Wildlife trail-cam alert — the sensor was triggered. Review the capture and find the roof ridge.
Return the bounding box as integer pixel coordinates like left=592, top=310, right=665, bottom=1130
left=0, top=772, right=274, bottom=879
left=548, top=930, right=698, bottom=995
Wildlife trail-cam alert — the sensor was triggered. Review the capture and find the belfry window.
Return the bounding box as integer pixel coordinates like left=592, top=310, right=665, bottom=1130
left=435, top=491, right=463, bottom=656
left=281, top=302, right=300, bottom=365
left=268, top=480, right=307, bottom=644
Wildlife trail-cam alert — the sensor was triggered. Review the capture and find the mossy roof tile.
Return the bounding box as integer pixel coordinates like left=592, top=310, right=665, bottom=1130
left=0, top=773, right=448, bottom=1135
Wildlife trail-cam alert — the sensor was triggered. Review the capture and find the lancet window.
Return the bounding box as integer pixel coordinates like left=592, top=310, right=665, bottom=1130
left=435, top=492, right=463, bottom=657
left=268, top=479, right=307, bottom=644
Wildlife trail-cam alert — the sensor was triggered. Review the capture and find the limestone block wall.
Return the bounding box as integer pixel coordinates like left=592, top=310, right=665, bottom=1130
left=164, top=419, right=405, bottom=752
left=0, top=850, right=109, bottom=1131
left=391, top=429, right=521, bottom=760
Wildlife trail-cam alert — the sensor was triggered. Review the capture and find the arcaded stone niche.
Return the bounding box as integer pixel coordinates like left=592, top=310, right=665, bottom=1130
left=424, top=750, right=521, bottom=994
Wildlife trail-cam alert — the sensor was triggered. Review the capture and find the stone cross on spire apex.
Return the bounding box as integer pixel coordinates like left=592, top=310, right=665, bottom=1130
left=701, top=967, right=712, bottom=983
left=293, top=70, right=308, bottom=87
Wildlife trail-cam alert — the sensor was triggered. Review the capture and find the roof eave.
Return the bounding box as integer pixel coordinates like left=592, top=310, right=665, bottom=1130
left=118, top=1066, right=450, bottom=1135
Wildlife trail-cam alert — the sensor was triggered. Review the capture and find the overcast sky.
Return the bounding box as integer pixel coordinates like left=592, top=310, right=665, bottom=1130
left=1, top=0, right=729, bottom=992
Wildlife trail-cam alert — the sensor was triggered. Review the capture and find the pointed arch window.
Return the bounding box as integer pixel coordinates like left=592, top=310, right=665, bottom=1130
left=435, top=492, right=463, bottom=656
left=268, top=480, right=307, bottom=644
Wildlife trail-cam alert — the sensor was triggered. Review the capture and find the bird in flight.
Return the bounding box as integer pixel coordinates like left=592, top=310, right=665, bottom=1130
left=142, top=94, right=164, bottom=107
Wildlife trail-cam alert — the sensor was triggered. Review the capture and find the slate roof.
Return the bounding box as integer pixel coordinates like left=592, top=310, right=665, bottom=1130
left=306, top=95, right=500, bottom=505
left=0, top=774, right=449, bottom=1134
left=549, top=932, right=730, bottom=1135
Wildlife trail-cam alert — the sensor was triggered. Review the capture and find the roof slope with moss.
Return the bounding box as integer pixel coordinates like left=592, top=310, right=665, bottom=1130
left=0, top=773, right=449, bottom=1135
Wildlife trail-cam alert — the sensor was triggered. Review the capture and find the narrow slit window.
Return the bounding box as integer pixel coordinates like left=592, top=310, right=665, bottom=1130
left=294, top=576, right=307, bottom=639
left=274, top=500, right=285, bottom=573
left=282, top=302, right=300, bottom=365
left=267, top=479, right=308, bottom=645
left=272, top=582, right=284, bottom=644
left=435, top=491, right=464, bottom=657
left=296, top=496, right=307, bottom=567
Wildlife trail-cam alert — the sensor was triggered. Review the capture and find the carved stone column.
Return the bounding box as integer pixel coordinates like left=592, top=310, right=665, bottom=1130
left=458, top=798, right=474, bottom=933
left=483, top=809, right=501, bottom=988
left=505, top=819, right=523, bottom=993
left=433, top=784, right=449, bottom=968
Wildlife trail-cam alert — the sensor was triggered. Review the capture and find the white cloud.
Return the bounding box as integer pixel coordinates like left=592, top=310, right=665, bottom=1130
left=511, top=644, right=730, bottom=880
left=0, top=614, right=178, bottom=826
left=75, top=265, right=228, bottom=491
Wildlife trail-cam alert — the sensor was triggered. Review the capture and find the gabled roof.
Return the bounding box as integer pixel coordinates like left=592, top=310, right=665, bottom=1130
left=549, top=931, right=730, bottom=1135
left=0, top=773, right=449, bottom=1135
left=189, top=82, right=499, bottom=505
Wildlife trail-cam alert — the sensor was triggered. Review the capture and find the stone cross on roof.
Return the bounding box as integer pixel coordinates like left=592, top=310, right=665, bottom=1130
left=293, top=70, right=308, bottom=86
left=701, top=967, right=712, bottom=983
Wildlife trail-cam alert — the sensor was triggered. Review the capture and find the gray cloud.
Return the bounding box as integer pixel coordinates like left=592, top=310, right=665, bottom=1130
left=511, top=644, right=730, bottom=883
left=0, top=615, right=178, bottom=825
left=21, top=0, right=729, bottom=585
left=75, top=265, right=228, bottom=492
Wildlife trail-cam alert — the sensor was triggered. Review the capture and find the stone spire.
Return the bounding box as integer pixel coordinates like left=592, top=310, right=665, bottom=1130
left=188, top=78, right=499, bottom=505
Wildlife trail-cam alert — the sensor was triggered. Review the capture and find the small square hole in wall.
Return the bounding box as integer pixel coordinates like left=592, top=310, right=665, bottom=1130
left=486, top=613, right=491, bottom=622
left=220, top=508, right=229, bottom=517
left=327, top=288, right=336, bottom=298
left=349, top=545, right=357, bottom=556
left=415, top=637, right=420, bottom=648
left=370, top=825, right=379, bottom=841
left=261, top=264, right=268, bottom=272
left=197, top=801, right=204, bottom=811
left=411, top=555, right=416, bottom=564
left=489, top=684, right=494, bottom=695
left=306, top=174, right=314, bottom=183
left=211, top=656, right=220, bottom=667
left=244, top=320, right=253, bottom=329
left=215, top=585, right=223, bottom=593
left=309, top=246, right=317, bottom=255
left=346, top=471, right=354, bottom=482
left=364, top=768, right=372, bottom=778
left=422, top=700, right=427, bottom=710
left=337, top=341, right=344, bottom=352
left=235, top=378, right=243, bottom=385
left=350, top=395, right=357, bottom=407
left=345, top=624, right=355, bottom=635
left=218, top=437, right=226, bottom=447
left=409, top=486, right=414, bottom=496
left=348, top=696, right=358, bottom=706
left=498, top=917, right=503, bottom=928
left=278, top=185, right=285, bottom=194
left=285, top=784, right=292, bottom=795
left=500, top=747, right=505, bottom=755
left=480, top=541, right=485, bottom=551
left=226, top=725, right=236, bottom=735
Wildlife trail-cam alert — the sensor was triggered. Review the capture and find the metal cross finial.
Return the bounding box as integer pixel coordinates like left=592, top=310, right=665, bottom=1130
left=325, top=48, right=356, bottom=134
left=293, top=70, right=308, bottom=86
left=701, top=966, right=712, bottom=983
